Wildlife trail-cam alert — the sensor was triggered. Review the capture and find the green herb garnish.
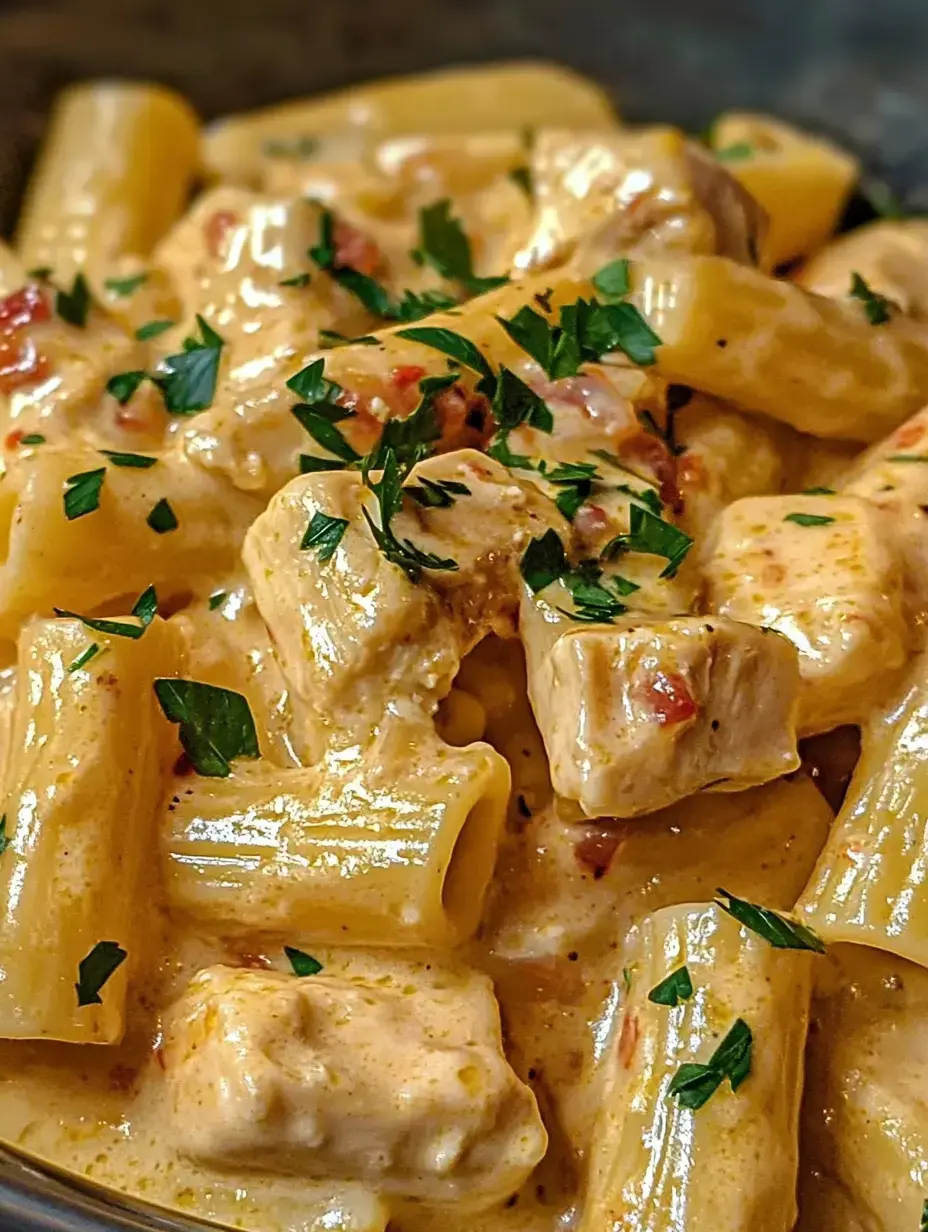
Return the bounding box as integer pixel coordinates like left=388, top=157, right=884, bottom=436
left=64, top=468, right=105, bottom=520
left=361, top=448, right=459, bottom=582
left=416, top=199, right=508, bottom=295
left=301, top=510, right=349, bottom=561
left=668, top=1017, right=753, bottom=1109
left=284, top=946, right=323, bottom=976
left=279, top=272, right=311, bottom=287
left=714, top=887, right=826, bottom=953
left=592, top=258, right=631, bottom=301
left=154, top=314, right=224, bottom=414
left=104, top=272, right=148, bottom=297
left=606, top=505, right=693, bottom=577
left=520, top=529, right=569, bottom=593
left=405, top=476, right=471, bottom=508
left=802, top=486, right=837, bottom=495
left=648, top=965, right=694, bottom=1007
left=56, top=273, right=92, bottom=328
left=509, top=165, right=533, bottom=197
left=0, top=815, right=8, bottom=856
left=887, top=454, right=928, bottom=463
left=67, top=643, right=102, bottom=673
left=75, top=941, right=127, bottom=1007
left=105, top=371, right=147, bottom=406
left=394, top=326, right=496, bottom=394
left=715, top=142, right=755, bottom=162
left=262, top=134, right=318, bottom=159
left=154, top=678, right=260, bottom=777
left=208, top=591, right=227, bottom=611
left=99, top=448, right=157, bottom=468
left=849, top=271, right=894, bottom=325
left=135, top=319, right=175, bottom=341
left=147, top=498, right=178, bottom=533
left=784, top=512, right=835, bottom=527
left=19, top=433, right=45, bottom=445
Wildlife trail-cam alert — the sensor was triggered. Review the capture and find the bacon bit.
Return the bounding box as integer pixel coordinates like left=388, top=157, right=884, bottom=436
left=391, top=364, right=426, bottom=390
left=624, top=430, right=682, bottom=512
left=574, top=829, right=621, bottom=879
left=0, top=337, right=50, bottom=394
left=333, top=220, right=384, bottom=277
left=636, top=671, right=699, bottom=725
left=573, top=503, right=609, bottom=537
left=892, top=420, right=926, bottom=449
left=108, top=1064, right=138, bottom=1092
left=434, top=383, right=493, bottom=452
left=3, top=429, right=23, bottom=449
left=204, top=209, right=240, bottom=259
left=618, top=1013, right=640, bottom=1068
left=676, top=450, right=706, bottom=491
left=0, top=284, right=51, bottom=332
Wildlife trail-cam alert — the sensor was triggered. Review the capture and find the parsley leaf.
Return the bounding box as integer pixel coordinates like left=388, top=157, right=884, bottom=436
left=888, top=454, right=928, bottom=463
left=492, top=366, right=553, bottom=438
left=497, top=305, right=555, bottom=373
left=105, top=371, right=148, bottom=405
left=559, top=558, right=637, bottom=623
left=104, top=272, right=148, bottom=297
left=300, top=454, right=348, bottom=474
left=285, top=946, right=323, bottom=976
left=27, top=267, right=52, bottom=280
left=405, top=476, right=470, bottom=508
left=367, top=373, right=455, bottom=472
left=135, top=319, right=175, bottom=341
left=499, top=296, right=661, bottom=375
left=132, top=584, right=158, bottom=627
left=606, top=505, right=693, bottom=577
left=668, top=1017, right=753, bottom=1109
left=287, top=357, right=341, bottom=403
left=648, top=965, right=694, bottom=1007
left=154, top=314, right=224, bottom=414
left=0, top=815, right=8, bottom=857
left=509, top=165, right=533, bottom=196
left=714, top=887, right=826, bottom=953
left=802, top=485, right=837, bottom=495
left=64, top=468, right=105, bottom=520
left=592, top=258, right=631, bottom=301
left=394, top=326, right=496, bottom=395
left=67, top=642, right=101, bottom=673
left=208, top=590, right=227, bottom=611
left=147, top=498, right=178, bottom=533
left=520, top=529, right=569, bottom=593
left=99, top=448, right=157, bottom=468
left=19, top=433, right=45, bottom=445
left=279, top=272, right=311, bottom=287
left=541, top=460, right=598, bottom=520
left=715, top=142, right=754, bottom=162
left=318, top=329, right=379, bottom=348
left=56, top=273, right=92, bottom=328
left=784, top=512, right=835, bottom=527
left=615, top=482, right=663, bottom=515
left=287, top=359, right=361, bottom=466
left=361, top=448, right=459, bottom=581
left=75, top=941, right=127, bottom=1007
left=416, top=199, right=508, bottom=295
left=849, top=271, right=894, bottom=325
left=154, top=678, right=260, bottom=777
left=301, top=510, right=349, bottom=561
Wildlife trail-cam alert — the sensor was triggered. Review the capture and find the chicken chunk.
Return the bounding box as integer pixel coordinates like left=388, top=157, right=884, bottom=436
left=162, top=965, right=547, bottom=1209
left=703, top=494, right=909, bottom=733
left=520, top=594, right=800, bottom=817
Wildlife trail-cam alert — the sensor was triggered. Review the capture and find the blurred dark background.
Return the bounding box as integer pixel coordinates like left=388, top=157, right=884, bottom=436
left=1, top=0, right=927, bottom=231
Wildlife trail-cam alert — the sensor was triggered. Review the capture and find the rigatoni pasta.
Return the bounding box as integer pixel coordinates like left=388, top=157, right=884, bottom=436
left=0, top=55, right=922, bottom=1232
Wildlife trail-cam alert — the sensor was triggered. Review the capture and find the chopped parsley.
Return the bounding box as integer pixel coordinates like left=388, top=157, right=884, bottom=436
left=55, top=273, right=92, bottom=328
left=99, top=448, right=157, bottom=468
left=367, top=373, right=455, bottom=473
left=104, top=272, right=148, bottom=297
left=135, top=319, right=175, bottom=341
left=606, top=505, right=693, bottom=577
left=64, top=467, right=105, bottom=520
left=361, top=448, right=458, bottom=582
left=279, top=272, right=311, bottom=287
left=27, top=267, right=52, bottom=280
left=147, top=498, right=178, bottom=533
left=561, top=559, right=637, bottom=623
left=153, top=678, right=260, bottom=777
left=394, top=326, right=496, bottom=394
left=153, top=314, right=224, bottom=414
left=67, top=643, right=102, bottom=673
left=301, top=510, right=349, bottom=561
left=520, top=529, right=569, bottom=593
left=714, top=888, right=826, bottom=953
left=509, top=165, right=533, bottom=197
left=54, top=584, right=157, bottom=640
left=0, top=815, right=8, bottom=856
left=802, top=486, right=837, bottom=495
left=668, top=1017, right=753, bottom=1109
left=284, top=946, right=323, bottom=976
left=405, top=476, right=471, bottom=508
left=615, top=482, right=663, bottom=515
left=75, top=941, right=127, bottom=1007
left=289, top=359, right=359, bottom=467
left=784, top=512, right=835, bottom=527
left=415, top=199, right=508, bottom=295
left=541, top=460, right=598, bottom=520
left=849, top=271, right=894, bottom=325
left=105, top=371, right=148, bottom=405
left=19, top=433, right=45, bottom=445
left=208, top=590, right=227, bottom=611
left=715, top=142, right=754, bottom=162
left=592, top=258, right=630, bottom=301
left=318, top=329, right=379, bottom=348
left=648, top=965, right=694, bottom=1007
left=887, top=454, right=928, bottom=463
left=498, top=294, right=661, bottom=376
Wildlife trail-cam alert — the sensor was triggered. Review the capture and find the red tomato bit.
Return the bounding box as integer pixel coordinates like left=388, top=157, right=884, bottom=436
left=638, top=670, right=699, bottom=725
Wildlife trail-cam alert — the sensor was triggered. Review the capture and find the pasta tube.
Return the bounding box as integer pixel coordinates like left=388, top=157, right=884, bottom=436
left=162, top=720, right=510, bottom=947
left=580, top=902, right=812, bottom=1232
left=0, top=446, right=262, bottom=639
left=0, top=616, right=177, bottom=1043
left=797, top=652, right=928, bottom=966
left=629, top=253, right=928, bottom=441
left=710, top=113, right=858, bottom=269
left=202, top=62, right=618, bottom=185
left=15, top=82, right=199, bottom=281
left=796, top=219, right=928, bottom=320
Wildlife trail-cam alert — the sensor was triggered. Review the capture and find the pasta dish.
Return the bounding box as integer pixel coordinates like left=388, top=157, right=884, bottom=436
left=0, top=58, right=926, bottom=1232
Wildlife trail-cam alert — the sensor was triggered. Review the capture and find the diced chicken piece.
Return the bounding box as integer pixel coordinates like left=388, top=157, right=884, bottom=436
left=704, top=494, right=909, bottom=733
left=513, top=126, right=765, bottom=274
left=242, top=452, right=565, bottom=758
left=797, top=220, right=928, bottom=321
left=162, top=965, right=546, bottom=1208
left=520, top=593, right=800, bottom=817
left=841, top=403, right=928, bottom=618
